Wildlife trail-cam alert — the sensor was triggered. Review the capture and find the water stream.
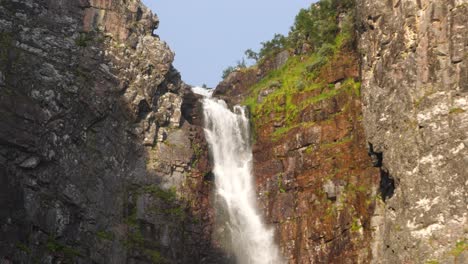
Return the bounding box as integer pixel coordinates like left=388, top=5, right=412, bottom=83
left=202, top=97, right=282, bottom=264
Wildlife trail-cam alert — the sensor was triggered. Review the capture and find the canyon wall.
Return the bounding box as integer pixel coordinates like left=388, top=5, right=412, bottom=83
left=358, top=0, right=467, bottom=263
left=215, top=1, right=467, bottom=263
left=215, top=29, right=381, bottom=263
left=1, top=0, right=466, bottom=263
left=0, top=0, right=222, bottom=263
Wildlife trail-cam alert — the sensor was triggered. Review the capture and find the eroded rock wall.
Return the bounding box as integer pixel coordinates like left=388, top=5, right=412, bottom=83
left=0, top=0, right=221, bottom=263
left=357, top=0, right=467, bottom=263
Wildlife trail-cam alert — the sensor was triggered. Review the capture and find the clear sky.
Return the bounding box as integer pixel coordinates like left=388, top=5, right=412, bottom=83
left=142, top=0, right=315, bottom=88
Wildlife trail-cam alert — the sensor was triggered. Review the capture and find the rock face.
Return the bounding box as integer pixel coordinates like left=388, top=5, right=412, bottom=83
left=213, top=57, right=286, bottom=107
left=215, top=40, right=381, bottom=262
left=0, top=0, right=222, bottom=263
left=2, top=0, right=466, bottom=263
left=358, top=0, right=467, bottom=263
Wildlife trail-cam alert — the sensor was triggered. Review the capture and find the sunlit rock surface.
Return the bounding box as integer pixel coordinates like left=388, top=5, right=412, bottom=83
left=358, top=0, right=467, bottom=263
left=214, top=42, right=381, bottom=263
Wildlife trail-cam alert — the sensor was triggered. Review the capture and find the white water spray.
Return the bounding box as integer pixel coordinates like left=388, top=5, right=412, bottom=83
left=202, top=98, right=282, bottom=264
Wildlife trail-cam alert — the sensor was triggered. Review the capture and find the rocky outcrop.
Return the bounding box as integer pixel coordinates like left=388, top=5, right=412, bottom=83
left=0, top=0, right=221, bottom=263
left=358, top=0, right=467, bottom=263
left=213, top=51, right=291, bottom=106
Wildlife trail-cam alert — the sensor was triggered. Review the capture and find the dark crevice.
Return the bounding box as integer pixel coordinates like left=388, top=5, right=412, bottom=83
left=379, top=167, right=395, bottom=201
left=136, top=99, right=151, bottom=121
left=203, top=171, right=215, bottom=182
left=368, top=143, right=395, bottom=201
left=181, top=89, right=201, bottom=125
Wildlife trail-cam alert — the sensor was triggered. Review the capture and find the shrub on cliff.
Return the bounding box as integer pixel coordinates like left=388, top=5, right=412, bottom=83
left=289, top=0, right=356, bottom=53
left=255, top=0, right=355, bottom=61
left=258, top=33, right=287, bottom=60
left=221, top=59, right=247, bottom=79
left=292, top=1, right=338, bottom=50
left=222, top=0, right=356, bottom=80
left=245, top=49, right=259, bottom=62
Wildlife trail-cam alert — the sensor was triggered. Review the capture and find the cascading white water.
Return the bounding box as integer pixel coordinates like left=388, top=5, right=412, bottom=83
left=202, top=98, right=282, bottom=264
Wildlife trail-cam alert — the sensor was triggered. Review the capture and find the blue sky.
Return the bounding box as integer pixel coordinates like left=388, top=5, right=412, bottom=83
left=142, top=0, right=315, bottom=87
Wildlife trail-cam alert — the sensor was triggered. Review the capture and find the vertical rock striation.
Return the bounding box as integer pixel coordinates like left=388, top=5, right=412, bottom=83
left=357, top=0, right=467, bottom=263
left=0, top=0, right=222, bottom=263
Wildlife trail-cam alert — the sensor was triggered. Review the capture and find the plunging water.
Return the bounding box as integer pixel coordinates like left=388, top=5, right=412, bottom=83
left=202, top=98, right=282, bottom=264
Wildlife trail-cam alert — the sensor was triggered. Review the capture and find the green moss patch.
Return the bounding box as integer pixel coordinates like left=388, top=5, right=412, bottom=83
left=449, top=108, right=465, bottom=115
left=46, top=236, right=82, bottom=261
left=450, top=240, right=467, bottom=257
left=242, top=30, right=358, bottom=142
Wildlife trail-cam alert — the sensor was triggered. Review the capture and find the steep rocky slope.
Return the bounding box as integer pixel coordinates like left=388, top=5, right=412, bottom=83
left=0, top=0, right=222, bottom=263
left=358, top=0, right=467, bottom=263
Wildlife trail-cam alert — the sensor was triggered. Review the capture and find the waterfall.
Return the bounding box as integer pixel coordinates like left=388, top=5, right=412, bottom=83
left=202, top=98, right=282, bottom=264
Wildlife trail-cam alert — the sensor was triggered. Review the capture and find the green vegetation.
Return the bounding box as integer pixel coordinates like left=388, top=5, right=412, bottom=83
left=96, top=230, right=114, bottom=241
left=140, top=185, right=178, bottom=202
left=190, top=141, right=203, bottom=168
left=449, top=108, right=465, bottom=114
left=0, top=31, right=22, bottom=74
left=277, top=173, right=286, bottom=193
left=257, top=33, right=288, bottom=61
left=425, top=260, right=439, bottom=264
left=245, top=48, right=259, bottom=62
left=122, top=184, right=186, bottom=263
left=16, top=243, right=31, bottom=254
left=291, top=0, right=355, bottom=51
left=75, top=32, right=93, bottom=47
left=124, top=232, right=166, bottom=263
left=123, top=188, right=171, bottom=264
left=450, top=240, right=467, bottom=257
left=233, top=0, right=359, bottom=141
left=350, top=218, right=361, bottom=232
left=0, top=32, right=13, bottom=66
left=243, top=50, right=360, bottom=139
left=320, top=136, right=353, bottom=149
left=221, top=0, right=356, bottom=78
left=124, top=224, right=166, bottom=263
left=241, top=0, right=356, bottom=65
left=145, top=249, right=166, bottom=263
left=221, top=59, right=247, bottom=79
left=46, top=236, right=82, bottom=260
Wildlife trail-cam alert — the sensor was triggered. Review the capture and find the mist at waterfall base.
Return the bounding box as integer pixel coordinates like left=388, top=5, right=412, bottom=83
left=202, top=97, right=283, bottom=264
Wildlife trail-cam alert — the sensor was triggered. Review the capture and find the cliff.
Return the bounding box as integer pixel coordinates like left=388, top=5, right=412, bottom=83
left=214, top=0, right=467, bottom=263
left=358, top=0, right=467, bottom=263
left=1, top=0, right=466, bottom=263
left=0, top=0, right=222, bottom=263
left=214, top=7, right=381, bottom=262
